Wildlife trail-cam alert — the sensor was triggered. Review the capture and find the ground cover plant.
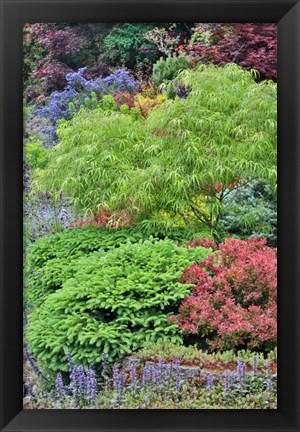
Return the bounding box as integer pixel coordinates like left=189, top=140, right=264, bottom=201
left=23, top=22, right=277, bottom=410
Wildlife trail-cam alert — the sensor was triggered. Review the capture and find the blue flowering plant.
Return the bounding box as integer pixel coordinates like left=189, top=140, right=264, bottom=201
left=35, top=67, right=140, bottom=128
left=26, top=353, right=276, bottom=409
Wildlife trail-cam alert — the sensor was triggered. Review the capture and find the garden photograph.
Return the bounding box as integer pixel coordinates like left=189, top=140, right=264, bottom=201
left=23, top=22, right=277, bottom=409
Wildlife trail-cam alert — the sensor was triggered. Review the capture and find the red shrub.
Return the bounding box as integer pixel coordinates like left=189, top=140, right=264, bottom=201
left=188, top=23, right=277, bottom=81
left=113, top=92, right=135, bottom=109
left=171, top=237, right=277, bottom=351
left=70, top=210, right=133, bottom=229
left=186, top=238, right=218, bottom=251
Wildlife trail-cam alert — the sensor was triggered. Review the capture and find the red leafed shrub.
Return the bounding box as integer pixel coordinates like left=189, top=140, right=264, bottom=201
left=189, top=23, right=277, bottom=81
left=70, top=210, right=133, bottom=229
left=171, top=237, right=277, bottom=351
left=186, top=238, right=218, bottom=251
left=113, top=92, right=136, bottom=109
left=29, top=61, right=72, bottom=94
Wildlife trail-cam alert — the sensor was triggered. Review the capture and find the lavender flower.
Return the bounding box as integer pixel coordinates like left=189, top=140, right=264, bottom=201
left=224, top=370, right=232, bottom=395
left=117, top=372, right=125, bottom=393
left=237, top=358, right=246, bottom=386
left=86, top=367, right=98, bottom=404
left=129, top=359, right=138, bottom=389
left=206, top=373, right=214, bottom=392
left=55, top=372, right=65, bottom=400
left=76, top=365, right=86, bottom=397
left=112, top=363, right=119, bottom=391
left=142, top=363, right=151, bottom=385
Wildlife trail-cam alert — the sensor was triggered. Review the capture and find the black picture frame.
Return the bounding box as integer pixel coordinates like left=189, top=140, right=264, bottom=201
left=0, top=0, right=299, bottom=431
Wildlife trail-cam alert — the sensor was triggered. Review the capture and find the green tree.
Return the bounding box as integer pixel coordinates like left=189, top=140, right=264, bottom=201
left=33, top=64, right=277, bottom=238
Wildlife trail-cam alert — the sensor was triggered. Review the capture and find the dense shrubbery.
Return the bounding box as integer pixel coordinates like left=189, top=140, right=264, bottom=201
left=171, top=237, right=277, bottom=351
left=183, top=23, right=277, bottom=81
left=26, top=238, right=211, bottom=372
left=218, top=181, right=277, bottom=246
left=25, top=225, right=197, bottom=308
left=23, top=23, right=278, bottom=409
left=152, top=57, right=189, bottom=85
left=33, top=64, right=276, bottom=240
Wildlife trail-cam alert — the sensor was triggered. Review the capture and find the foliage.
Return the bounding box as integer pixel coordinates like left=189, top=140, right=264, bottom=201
left=24, top=140, right=48, bottom=170
left=171, top=237, right=277, bottom=351
left=135, top=341, right=277, bottom=368
left=101, top=24, right=161, bottom=69
left=70, top=210, right=133, bottom=228
left=152, top=56, right=190, bottom=86
left=218, top=181, right=277, bottom=246
left=33, top=64, right=276, bottom=239
left=188, top=23, right=277, bottom=81
left=25, top=225, right=198, bottom=308
left=133, top=93, right=167, bottom=117
left=23, top=23, right=113, bottom=100
left=26, top=239, right=210, bottom=372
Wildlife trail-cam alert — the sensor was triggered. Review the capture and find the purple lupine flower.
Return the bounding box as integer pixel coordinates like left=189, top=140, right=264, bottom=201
left=112, top=363, right=119, bottom=391
left=253, top=355, right=258, bottom=376
left=237, top=358, right=246, bottom=386
left=142, top=363, right=152, bottom=385
left=206, top=373, right=214, bottom=392
left=117, top=372, right=125, bottom=393
left=86, top=367, right=98, bottom=403
left=129, top=359, right=138, bottom=389
left=76, top=365, right=86, bottom=397
left=55, top=372, right=65, bottom=400
left=224, top=370, right=232, bottom=395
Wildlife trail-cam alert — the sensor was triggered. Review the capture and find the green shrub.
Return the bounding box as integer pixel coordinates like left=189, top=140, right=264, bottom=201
left=152, top=56, right=189, bottom=86
left=26, top=239, right=211, bottom=372
left=25, top=140, right=48, bottom=170
left=135, top=341, right=277, bottom=367
left=25, top=225, right=196, bottom=309
left=218, top=181, right=277, bottom=246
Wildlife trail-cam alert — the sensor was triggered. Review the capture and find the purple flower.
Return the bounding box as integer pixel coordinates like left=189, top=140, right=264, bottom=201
left=129, top=359, right=138, bottom=389
left=253, top=355, right=258, bottom=376
left=112, top=363, right=119, bottom=391
left=172, top=359, right=181, bottom=390
left=142, top=363, right=152, bottom=385
left=224, top=370, right=232, bottom=395
left=55, top=372, right=65, bottom=400
left=86, top=367, right=98, bottom=403
left=237, top=358, right=246, bottom=386
left=206, top=373, right=214, bottom=392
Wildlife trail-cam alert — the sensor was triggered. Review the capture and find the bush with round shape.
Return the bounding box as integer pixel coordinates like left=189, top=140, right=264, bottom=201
left=218, top=181, right=277, bottom=246
left=26, top=239, right=211, bottom=373
left=152, top=56, right=190, bottom=86
left=171, top=236, right=277, bottom=351
left=25, top=225, right=197, bottom=309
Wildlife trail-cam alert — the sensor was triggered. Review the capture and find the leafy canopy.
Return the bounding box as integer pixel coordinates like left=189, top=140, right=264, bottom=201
left=33, top=64, right=277, bottom=234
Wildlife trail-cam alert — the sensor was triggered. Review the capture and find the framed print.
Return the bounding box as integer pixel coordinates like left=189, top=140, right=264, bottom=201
left=0, top=0, right=299, bottom=431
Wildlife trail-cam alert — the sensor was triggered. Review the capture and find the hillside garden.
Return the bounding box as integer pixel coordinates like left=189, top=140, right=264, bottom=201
left=23, top=23, right=277, bottom=409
